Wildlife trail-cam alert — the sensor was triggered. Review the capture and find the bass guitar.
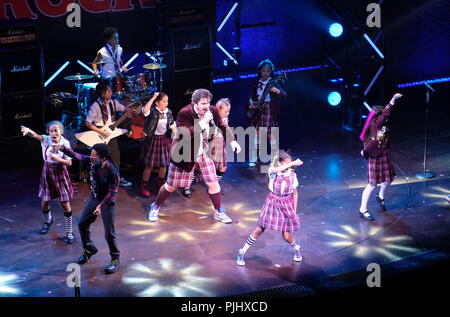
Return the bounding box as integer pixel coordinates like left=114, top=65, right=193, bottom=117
left=246, top=72, right=287, bottom=124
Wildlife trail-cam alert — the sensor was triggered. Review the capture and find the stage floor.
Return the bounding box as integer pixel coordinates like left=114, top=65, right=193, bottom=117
left=1, top=128, right=449, bottom=297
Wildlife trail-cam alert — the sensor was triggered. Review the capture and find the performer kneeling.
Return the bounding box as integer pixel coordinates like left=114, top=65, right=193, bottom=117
left=61, top=143, right=121, bottom=274
left=148, top=89, right=241, bottom=223
left=140, top=92, right=176, bottom=197
left=359, top=93, right=403, bottom=221
left=236, top=150, right=303, bottom=266
left=21, top=121, right=75, bottom=244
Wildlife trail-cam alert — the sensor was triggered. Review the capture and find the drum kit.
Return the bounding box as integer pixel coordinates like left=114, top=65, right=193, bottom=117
left=58, top=51, right=167, bottom=120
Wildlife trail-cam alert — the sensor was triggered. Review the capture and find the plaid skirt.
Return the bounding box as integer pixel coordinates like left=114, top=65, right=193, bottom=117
left=141, top=134, right=172, bottom=167
left=257, top=192, right=301, bottom=232
left=256, top=102, right=276, bottom=130
left=367, top=150, right=396, bottom=185
left=167, top=154, right=217, bottom=188
left=209, top=138, right=227, bottom=171
left=39, top=162, right=74, bottom=202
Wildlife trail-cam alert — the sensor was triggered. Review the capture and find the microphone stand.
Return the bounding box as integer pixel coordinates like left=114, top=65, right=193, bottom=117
left=416, top=82, right=435, bottom=179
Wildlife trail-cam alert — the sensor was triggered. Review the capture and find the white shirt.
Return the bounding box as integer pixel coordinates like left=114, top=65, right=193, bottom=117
left=142, top=106, right=176, bottom=135
left=40, top=135, right=72, bottom=164
left=257, top=78, right=272, bottom=102
left=194, top=105, right=211, bottom=158
left=86, top=98, right=127, bottom=127
left=97, top=44, right=123, bottom=78
left=268, top=168, right=299, bottom=195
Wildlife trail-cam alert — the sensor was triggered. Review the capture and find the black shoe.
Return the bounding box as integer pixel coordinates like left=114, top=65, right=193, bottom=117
left=77, top=247, right=98, bottom=264
left=359, top=210, right=374, bottom=221
left=182, top=187, right=192, bottom=198
left=105, top=258, right=120, bottom=274
left=40, top=217, right=55, bottom=235
left=376, top=195, right=387, bottom=211
left=63, top=233, right=75, bottom=245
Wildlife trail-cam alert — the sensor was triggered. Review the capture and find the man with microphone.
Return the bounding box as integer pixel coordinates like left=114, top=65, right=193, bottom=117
left=147, top=89, right=241, bottom=223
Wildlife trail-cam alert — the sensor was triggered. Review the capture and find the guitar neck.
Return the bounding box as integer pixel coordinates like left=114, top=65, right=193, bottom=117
left=110, top=105, right=141, bottom=129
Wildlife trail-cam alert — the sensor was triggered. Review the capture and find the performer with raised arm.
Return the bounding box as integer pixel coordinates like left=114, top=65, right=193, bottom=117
left=60, top=143, right=121, bottom=274
left=147, top=89, right=241, bottom=223
left=140, top=92, right=176, bottom=197
left=236, top=150, right=303, bottom=266
left=359, top=93, right=403, bottom=221
left=21, top=121, right=75, bottom=244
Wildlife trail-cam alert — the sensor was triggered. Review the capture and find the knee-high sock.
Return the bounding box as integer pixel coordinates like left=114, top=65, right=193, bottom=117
left=155, top=186, right=171, bottom=208
left=240, top=235, right=256, bottom=253
left=64, top=211, right=73, bottom=237
left=42, top=208, right=52, bottom=223
left=209, top=192, right=221, bottom=211
left=360, top=183, right=376, bottom=212
left=378, top=181, right=391, bottom=200
left=250, top=133, right=259, bottom=163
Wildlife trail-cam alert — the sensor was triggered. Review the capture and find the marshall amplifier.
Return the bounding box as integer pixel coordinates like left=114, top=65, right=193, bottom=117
left=0, top=91, right=44, bottom=139
left=172, top=68, right=212, bottom=115
left=171, top=25, right=212, bottom=71
left=0, top=24, right=38, bottom=47
left=0, top=46, right=44, bottom=95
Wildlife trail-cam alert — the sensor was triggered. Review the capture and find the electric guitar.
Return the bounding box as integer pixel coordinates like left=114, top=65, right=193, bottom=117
left=246, top=72, right=287, bottom=124
left=75, top=101, right=142, bottom=147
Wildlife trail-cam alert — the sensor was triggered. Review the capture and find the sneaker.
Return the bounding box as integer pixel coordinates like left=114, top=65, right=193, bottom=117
left=214, top=206, right=232, bottom=223
left=105, top=258, right=120, bottom=274
left=236, top=249, right=246, bottom=266
left=40, top=217, right=55, bottom=235
left=293, top=245, right=303, bottom=262
left=120, top=177, right=132, bottom=187
left=63, top=233, right=75, bottom=244
left=77, top=246, right=98, bottom=264
left=147, top=203, right=159, bottom=222
left=376, top=195, right=387, bottom=211
left=248, top=162, right=256, bottom=167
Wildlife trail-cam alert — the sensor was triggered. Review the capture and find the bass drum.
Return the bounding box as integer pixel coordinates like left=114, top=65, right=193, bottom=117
left=79, top=82, right=98, bottom=117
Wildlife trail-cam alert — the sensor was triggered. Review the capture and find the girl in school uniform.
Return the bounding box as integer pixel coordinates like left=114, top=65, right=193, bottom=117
left=21, top=121, right=75, bottom=244
left=359, top=93, right=403, bottom=221
left=236, top=150, right=303, bottom=266
left=140, top=92, right=176, bottom=197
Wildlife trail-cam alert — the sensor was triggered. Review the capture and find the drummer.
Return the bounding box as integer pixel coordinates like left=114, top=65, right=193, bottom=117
left=92, top=27, right=128, bottom=79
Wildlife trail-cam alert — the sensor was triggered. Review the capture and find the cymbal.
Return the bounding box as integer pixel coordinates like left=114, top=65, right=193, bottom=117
left=149, top=51, right=167, bottom=56
left=91, top=59, right=113, bottom=65
left=143, top=63, right=167, bottom=70
left=64, top=74, right=94, bottom=81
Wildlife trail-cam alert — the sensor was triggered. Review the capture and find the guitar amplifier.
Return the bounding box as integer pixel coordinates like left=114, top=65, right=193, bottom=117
left=0, top=91, right=44, bottom=139
left=0, top=24, right=38, bottom=47
left=0, top=46, right=44, bottom=95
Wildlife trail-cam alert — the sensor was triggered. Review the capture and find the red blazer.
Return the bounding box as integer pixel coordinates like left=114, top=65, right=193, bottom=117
left=170, top=103, right=235, bottom=172
left=363, top=103, right=394, bottom=158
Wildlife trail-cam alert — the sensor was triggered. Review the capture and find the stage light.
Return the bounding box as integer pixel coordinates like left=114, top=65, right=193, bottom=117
left=44, top=61, right=70, bottom=87
left=328, top=91, right=341, bottom=106
left=329, top=23, right=343, bottom=37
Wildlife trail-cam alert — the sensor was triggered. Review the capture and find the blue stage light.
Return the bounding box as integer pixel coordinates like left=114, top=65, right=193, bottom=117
left=329, top=23, right=343, bottom=38
left=328, top=91, right=341, bottom=106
